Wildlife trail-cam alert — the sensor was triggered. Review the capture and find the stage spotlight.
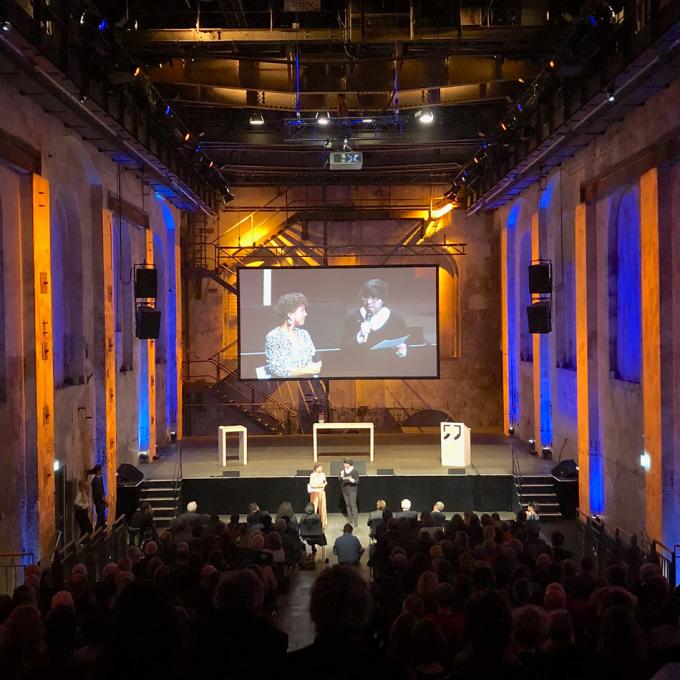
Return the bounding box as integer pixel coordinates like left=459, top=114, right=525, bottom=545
left=98, top=19, right=108, bottom=32
left=362, top=117, right=374, bottom=123
left=417, top=107, right=434, bottom=124
left=528, top=438, right=536, bottom=454
left=1, top=20, right=11, bottom=31
left=607, top=86, right=616, bottom=102
left=184, top=132, right=191, bottom=142
left=316, top=111, right=330, bottom=126
left=548, top=59, right=556, bottom=69
left=249, top=112, right=265, bottom=126
left=508, top=426, right=515, bottom=436
left=500, top=121, right=508, bottom=131
left=541, top=446, right=552, bottom=459
left=133, top=66, right=141, bottom=77
left=221, top=190, right=234, bottom=206
left=164, top=104, right=172, bottom=116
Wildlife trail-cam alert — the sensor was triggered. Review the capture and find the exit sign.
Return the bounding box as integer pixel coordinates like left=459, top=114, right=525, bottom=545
left=284, top=0, right=321, bottom=11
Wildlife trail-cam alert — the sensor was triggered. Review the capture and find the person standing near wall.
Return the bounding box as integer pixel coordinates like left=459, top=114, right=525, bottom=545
left=87, top=464, right=108, bottom=530
left=73, top=478, right=93, bottom=537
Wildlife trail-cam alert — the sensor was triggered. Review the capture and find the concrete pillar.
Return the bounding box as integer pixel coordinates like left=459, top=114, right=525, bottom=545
left=639, top=167, right=663, bottom=542
left=31, top=174, right=56, bottom=559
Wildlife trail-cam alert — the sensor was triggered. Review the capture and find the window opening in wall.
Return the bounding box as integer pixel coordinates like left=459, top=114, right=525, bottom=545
left=552, top=170, right=576, bottom=370
left=153, top=233, right=167, bottom=363
left=519, top=230, right=533, bottom=361
left=608, top=186, right=641, bottom=383
left=51, top=195, right=85, bottom=387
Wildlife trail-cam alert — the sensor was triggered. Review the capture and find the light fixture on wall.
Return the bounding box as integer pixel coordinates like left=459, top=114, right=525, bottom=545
left=249, top=112, right=265, bottom=126
left=416, top=107, right=434, bottom=124
left=640, top=451, right=651, bottom=472
left=316, top=111, right=330, bottom=126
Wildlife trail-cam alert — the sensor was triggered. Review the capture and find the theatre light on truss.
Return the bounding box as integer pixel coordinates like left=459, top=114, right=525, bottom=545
left=249, top=112, right=265, bottom=126
left=316, top=111, right=330, bottom=126
left=416, top=107, right=434, bottom=124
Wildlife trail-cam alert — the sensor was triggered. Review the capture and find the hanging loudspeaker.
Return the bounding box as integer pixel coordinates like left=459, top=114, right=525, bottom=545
left=528, top=263, right=552, bottom=294
left=136, top=306, right=161, bottom=339
left=527, top=301, right=551, bottom=334
left=135, top=267, right=158, bottom=299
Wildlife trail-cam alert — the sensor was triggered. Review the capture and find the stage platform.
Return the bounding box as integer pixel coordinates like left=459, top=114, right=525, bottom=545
left=141, top=433, right=556, bottom=518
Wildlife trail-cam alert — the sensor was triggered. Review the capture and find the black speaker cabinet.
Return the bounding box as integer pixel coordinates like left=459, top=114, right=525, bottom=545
left=527, top=301, right=551, bottom=334
left=136, top=306, right=161, bottom=339
left=117, top=463, right=144, bottom=484
left=551, top=459, right=578, bottom=480
left=135, top=267, right=158, bottom=299
left=528, top=263, right=552, bottom=294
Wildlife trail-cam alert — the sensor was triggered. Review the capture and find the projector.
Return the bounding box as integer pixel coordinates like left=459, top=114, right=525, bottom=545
left=330, top=151, right=363, bottom=170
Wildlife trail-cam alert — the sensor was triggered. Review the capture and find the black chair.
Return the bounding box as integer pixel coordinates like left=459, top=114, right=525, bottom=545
left=300, top=515, right=327, bottom=559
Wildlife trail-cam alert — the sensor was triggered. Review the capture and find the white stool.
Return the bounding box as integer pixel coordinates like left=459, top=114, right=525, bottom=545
left=218, top=425, right=248, bottom=466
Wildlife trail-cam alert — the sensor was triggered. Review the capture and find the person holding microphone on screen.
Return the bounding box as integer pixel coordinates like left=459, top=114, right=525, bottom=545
left=341, top=279, right=408, bottom=372
left=265, top=292, right=322, bottom=378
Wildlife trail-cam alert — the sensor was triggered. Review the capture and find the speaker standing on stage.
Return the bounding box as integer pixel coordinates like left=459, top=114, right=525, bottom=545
left=339, top=458, right=359, bottom=527
left=308, top=463, right=328, bottom=528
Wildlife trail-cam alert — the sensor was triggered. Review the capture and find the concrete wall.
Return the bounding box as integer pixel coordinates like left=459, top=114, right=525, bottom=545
left=0, top=76, right=181, bottom=557
left=497, top=79, right=680, bottom=544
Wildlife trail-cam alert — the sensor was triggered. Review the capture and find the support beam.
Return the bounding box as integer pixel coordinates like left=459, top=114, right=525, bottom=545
left=31, top=174, right=55, bottom=560
left=640, top=167, right=662, bottom=542
left=531, top=212, right=542, bottom=449
left=102, top=210, right=117, bottom=526
left=501, top=224, right=510, bottom=435
left=146, top=231, right=158, bottom=460
left=175, top=241, right=184, bottom=440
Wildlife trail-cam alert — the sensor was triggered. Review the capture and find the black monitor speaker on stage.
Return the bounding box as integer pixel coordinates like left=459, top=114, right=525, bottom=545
left=527, top=301, right=551, bottom=334
left=528, top=263, right=552, bottom=294
left=135, top=267, right=158, bottom=299
left=115, top=463, right=144, bottom=521
left=117, top=463, right=144, bottom=485
left=551, top=459, right=578, bottom=480
left=551, top=458, right=579, bottom=519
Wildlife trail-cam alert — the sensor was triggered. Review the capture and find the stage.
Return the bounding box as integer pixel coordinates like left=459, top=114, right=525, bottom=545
left=142, top=432, right=555, bottom=518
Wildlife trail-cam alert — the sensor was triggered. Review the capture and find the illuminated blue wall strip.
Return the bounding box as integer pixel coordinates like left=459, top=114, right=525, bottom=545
left=161, top=203, right=178, bottom=428
left=506, top=205, right=520, bottom=427
left=138, top=336, right=150, bottom=451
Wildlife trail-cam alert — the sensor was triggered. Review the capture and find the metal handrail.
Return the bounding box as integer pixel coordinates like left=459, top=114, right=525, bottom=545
left=0, top=552, right=35, bottom=595
left=511, top=444, right=523, bottom=512
left=576, top=509, right=678, bottom=586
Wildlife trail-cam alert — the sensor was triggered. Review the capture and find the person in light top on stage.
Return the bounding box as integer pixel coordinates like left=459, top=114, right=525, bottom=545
left=308, top=462, right=328, bottom=528
left=265, top=292, right=322, bottom=378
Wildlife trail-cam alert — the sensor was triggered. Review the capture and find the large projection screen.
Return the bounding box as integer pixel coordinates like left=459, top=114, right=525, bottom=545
left=238, top=265, right=439, bottom=380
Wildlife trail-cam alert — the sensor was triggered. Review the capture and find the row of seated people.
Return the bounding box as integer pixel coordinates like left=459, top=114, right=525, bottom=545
left=2, top=507, right=678, bottom=680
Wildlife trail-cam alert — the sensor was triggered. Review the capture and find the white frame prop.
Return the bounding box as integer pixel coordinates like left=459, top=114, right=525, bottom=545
left=312, top=422, right=375, bottom=463
left=440, top=422, right=471, bottom=467
left=218, top=425, right=248, bottom=466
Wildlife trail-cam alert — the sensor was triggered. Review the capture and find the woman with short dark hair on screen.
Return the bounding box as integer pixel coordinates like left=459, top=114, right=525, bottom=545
left=341, top=278, right=408, bottom=372
left=265, top=292, right=322, bottom=378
